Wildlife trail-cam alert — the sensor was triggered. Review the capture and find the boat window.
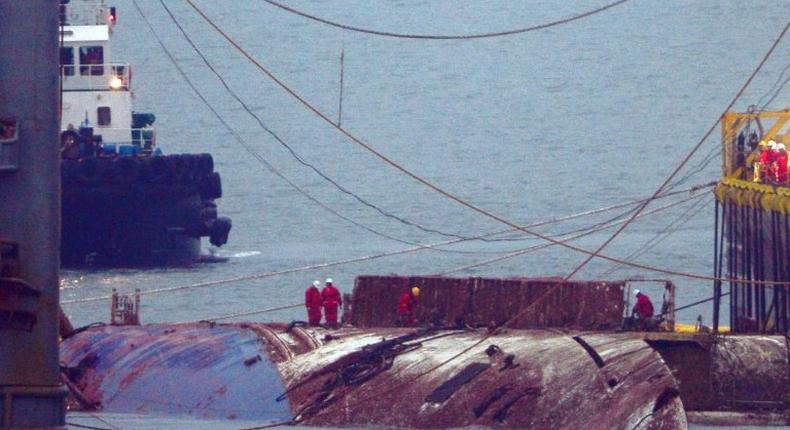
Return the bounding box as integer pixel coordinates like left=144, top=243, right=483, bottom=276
left=97, top=106, right=111, bottom=126
left=60, top=47, right=74, bottom=76
left=79, top=46, right=104, bottom=76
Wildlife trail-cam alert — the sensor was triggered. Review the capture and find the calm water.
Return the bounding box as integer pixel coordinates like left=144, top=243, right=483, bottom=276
left=62, top=0, right=790, bottom=428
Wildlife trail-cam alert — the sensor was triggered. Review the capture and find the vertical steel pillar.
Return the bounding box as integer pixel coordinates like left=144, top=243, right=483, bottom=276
left=0, top=1, right=67, bottom=428
left=713, top=200, right=721, bottom=333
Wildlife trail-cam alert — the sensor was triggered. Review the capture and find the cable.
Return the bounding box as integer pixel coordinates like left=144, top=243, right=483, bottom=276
left=180, top=0, right=790, bottom=284
left=600, top=194, right=712, bottom=277
left=755, top=62, right=790, bottom=107
left=275, top=22, right=790, bottom=420
left=562, top=18, right=790, bottom=280
left=61, top=184, right=715, bottom=306
left=200, top=303, right=302, bottom=322
left=136, top=0, right=504, bottom=254
left=156, top=0, right=492, bottom=244
left=437, top=192, right=706, bottom=276
left=129, top=0, right=422, bottom=249
left=670, top=291, right=730, bottom=315
left=761, top=73, right=790, bottom=109
left=260, top=0, right=631, bottom=40
left=66, top=422, right=115, bottom=430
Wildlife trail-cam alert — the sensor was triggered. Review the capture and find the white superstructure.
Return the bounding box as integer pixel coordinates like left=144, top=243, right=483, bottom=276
left=60, top=0, right=155, bottom=150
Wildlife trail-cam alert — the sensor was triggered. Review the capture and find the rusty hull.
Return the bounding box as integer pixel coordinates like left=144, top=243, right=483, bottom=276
left=61, top=324, right=685, bottom=429
left=350, top=275, right=624, bottom=330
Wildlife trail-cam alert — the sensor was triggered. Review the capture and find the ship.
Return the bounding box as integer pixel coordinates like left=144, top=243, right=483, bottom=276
left=51, top=3, right=789, bottom=430
left=57, top=0, right=231, bottom=266
left=57, top=100, right=790, bottom=428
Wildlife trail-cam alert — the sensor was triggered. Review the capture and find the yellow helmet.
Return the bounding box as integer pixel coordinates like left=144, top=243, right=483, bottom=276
left=411, top=286, right=421, bottom=297
left=759, top=140, right=768, bottom=147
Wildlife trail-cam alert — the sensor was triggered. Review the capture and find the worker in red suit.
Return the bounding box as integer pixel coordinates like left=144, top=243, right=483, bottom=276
left=398, top=286, right=420, bottom=326
left=774, top=143, right=788, bottom=183
left=305, top=280, right=323, bottom=326
left=632, top=289, right=655, bottom=330
left=756, top=140, right=775, bottom=182
left=321, top=278, right=342, bottom=328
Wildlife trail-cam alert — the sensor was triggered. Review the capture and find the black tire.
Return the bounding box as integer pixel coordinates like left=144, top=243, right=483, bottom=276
left=200, top=172, right=222, bottom=200
left=142, top=156, right=169, bottom=184
left=196, top=153, right=214, bottom=178
left=181, top=154, right=198, bottom=183
left=209, top=217, right=232, bottom=247
left=61, top=159, right=79, bottom=184
left=77, top=157, right=103, bottom=185
left=166, top=154, right=190, bottom=184
left=112, top=157, right=141, bottom=184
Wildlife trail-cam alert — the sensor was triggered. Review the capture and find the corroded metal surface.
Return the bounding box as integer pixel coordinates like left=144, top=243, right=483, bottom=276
left=60, top=323, right=292, bottom=421
left=710, top=335, right=789, bottom=410
left=61, top=324, right=685, bottom=428
left=281, top=328, right=685, bottom=429
left=350, top=275, right=624, bottom=330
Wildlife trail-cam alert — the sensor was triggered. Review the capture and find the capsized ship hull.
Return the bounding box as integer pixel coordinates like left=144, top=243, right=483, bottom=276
left=60, top=323, right=686, bottom=429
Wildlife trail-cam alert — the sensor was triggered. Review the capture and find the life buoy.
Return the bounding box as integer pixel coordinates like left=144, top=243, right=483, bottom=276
left=199, top=172, right=222, bottom=200
left=77, top=157, right=104, bottom=185
left=112, top=157, right=140, bottom=184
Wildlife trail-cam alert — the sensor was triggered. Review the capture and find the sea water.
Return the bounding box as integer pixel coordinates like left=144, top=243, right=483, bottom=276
left=62, top=0, right=790, bottom=428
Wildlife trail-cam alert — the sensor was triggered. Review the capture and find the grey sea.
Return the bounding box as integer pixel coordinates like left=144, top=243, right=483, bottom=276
left=62, top=0, right=790, bottom=428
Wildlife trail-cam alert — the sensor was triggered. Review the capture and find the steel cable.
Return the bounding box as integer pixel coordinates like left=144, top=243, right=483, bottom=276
left=61, top=184, right=711, bottom=305
left=131, top=0, right=456, bottom=251
left=600, top=194, right=713, bottom=277
left=180, top=0, right=790, bottom=284
left=260, top=0, right=631, bottom=40
left=437, top=192, right=707, bottom=276
left=265, top=21, right=790, bottom=426
left=563, top=18, right=790, bottom=280
left=157, top=0, right=495, bottom=244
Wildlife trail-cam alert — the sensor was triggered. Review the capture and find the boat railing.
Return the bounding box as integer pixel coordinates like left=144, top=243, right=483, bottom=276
left=95, top=127, right=156, bottom=154
left=721, top=109, right=790, bottom=184
left=61, top=62, right=131, bottom=91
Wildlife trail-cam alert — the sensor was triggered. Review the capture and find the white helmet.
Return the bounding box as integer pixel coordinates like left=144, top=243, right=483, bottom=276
left=769, top=140, right=777, bottom=148
left=313, top=280, right=320, bottom=287
left=325, top=278, right=333, bottom=284
left=634, top=289, right=641, bottom=296
left=778, top=143, right=787, bottom=151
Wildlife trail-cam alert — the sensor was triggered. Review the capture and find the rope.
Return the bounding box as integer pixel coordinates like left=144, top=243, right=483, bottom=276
left=600, top=194, right=712, bottom=277
left=201, top=303, right=302, bottom=322
left=155, top=0, right=498, bottom=245
left=563, top=18, right=790, bottom=280
left=274, top=22, right=790, bottom=422
left=438, top=192, right=706, bottom=276
left=130, top=0, right=450, bottom=252
left=181, top=0, right=790, bottom=284
left=60, top=185, right=712, bottom=305
left=66, top=422, right=115, bottom=430
left=260, top=0, right=631, bottom=40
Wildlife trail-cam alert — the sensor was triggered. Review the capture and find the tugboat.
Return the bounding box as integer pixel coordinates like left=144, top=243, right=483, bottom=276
left=58, top=1, right=231, bottom=266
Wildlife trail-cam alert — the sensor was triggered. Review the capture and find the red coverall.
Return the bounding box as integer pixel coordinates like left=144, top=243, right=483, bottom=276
left=398, top=292, right=417, bottom=326
left=760, top=148, right=775, bottom=181
left=774, top=153, right=788, bottom=183
left=634, top=293, right=654, bottom=320
left=305, top=285, right=323, bottom=326
left=321, top=283, right=342, bottom=327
